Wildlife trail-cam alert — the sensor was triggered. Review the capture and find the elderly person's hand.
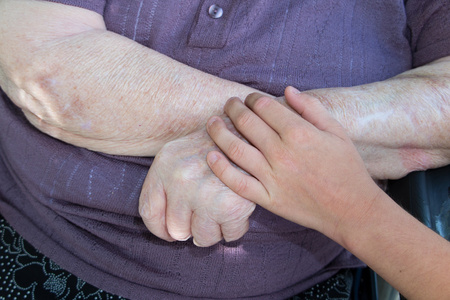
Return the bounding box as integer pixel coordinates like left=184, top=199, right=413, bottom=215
left=138, top=126, right=255, bottom=247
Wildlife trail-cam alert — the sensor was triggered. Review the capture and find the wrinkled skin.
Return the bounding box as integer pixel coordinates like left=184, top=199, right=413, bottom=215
left=139, top=127, right=256, bottom=247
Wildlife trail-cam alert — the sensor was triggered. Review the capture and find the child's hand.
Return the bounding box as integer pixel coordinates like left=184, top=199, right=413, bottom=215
left=206, top=86, right=381, bottom=242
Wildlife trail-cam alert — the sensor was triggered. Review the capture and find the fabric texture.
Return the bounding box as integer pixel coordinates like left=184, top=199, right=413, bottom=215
left=0, top=216, right=127, bottom=300
left=0, top=214, right=353, bottom=300
left=1, top=0, right=450, bottom=299
left=405, top=0, right=450, bottom=67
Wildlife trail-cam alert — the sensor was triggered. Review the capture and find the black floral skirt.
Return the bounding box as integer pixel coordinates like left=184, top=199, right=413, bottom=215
left=0, top=215, right=352, bottom=300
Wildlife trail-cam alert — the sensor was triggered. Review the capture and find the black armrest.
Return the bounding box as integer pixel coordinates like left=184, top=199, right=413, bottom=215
left=388, top=165, right=450, bottom=241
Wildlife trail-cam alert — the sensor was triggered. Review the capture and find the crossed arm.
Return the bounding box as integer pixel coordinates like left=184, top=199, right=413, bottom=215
left=0, top=0, right=260, bottom=156
left=205, top=88, right=450, bottom=300
left=1, top=0, right=449, bottom=246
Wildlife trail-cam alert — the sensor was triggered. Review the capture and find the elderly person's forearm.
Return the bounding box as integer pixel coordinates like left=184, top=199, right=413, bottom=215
left=304, top=56, right=450, bottom=179
left=0, top=0, right=261, bottom=156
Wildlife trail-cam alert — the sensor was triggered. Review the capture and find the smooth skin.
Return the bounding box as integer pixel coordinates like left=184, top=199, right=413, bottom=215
left=206, top=86, right=450, bottom=300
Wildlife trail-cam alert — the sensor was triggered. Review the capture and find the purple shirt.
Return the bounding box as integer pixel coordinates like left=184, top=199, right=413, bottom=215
left=1, top=1, right=449, bottom=299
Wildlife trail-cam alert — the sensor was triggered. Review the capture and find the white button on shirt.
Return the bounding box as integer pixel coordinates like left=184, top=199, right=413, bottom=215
left=208, top=4, right=223, bottom=19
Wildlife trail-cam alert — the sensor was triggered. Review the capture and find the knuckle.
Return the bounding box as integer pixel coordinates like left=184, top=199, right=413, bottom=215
left=253, top=96, right=272, bottom=111
left=234, top=177, right=249, bottom=195
left=268, top=146, right=301, bottom=173
left=227, top=140, right=246, bottom=161
left=246, top=92, right=265, bottom=102
left=223, top=223, right=248, bottom=242
left=192, top=229, right=221, bottom=247
left=213, top=185, right=253, bottom=216
left=139, top=200, right=150, bottom=219
left=235, top=110, right=254, bottom=129
left=173, top=160, right=207, bottom=183
left=142, top=207, right=161, bottom=225
left=213, top=161, right=229, bottom=182
left=284, top=127, right=315, bottom=149
left=284, top=125, right=305, bottom=141
left=141, top=210, right=162, bottom=233
left=268, top=145, right=289, bottom=162
left=139, top=196, right=155, bottom=221
left=173, top=167, right=193, bottom=183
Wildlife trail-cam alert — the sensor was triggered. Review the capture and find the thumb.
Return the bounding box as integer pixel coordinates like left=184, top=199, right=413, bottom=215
left=139, top=170, right=176, bottom=242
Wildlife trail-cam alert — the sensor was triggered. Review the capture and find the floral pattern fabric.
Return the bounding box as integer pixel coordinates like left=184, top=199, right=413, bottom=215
left=0, top=216, right=127, bottom=300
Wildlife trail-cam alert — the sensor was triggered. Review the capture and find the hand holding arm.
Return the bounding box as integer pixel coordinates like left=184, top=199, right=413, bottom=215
left=304, top=56, right=450, bottom=179
left=207, top=88, right=377, bottom=235
left=206, top=87, right=450, bottom=299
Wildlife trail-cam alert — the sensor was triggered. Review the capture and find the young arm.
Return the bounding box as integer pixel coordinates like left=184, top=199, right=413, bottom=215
left=206, top=87, right=450, bottom=299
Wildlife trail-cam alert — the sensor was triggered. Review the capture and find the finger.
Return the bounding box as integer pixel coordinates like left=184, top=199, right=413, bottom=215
left=243, top=94, right=304, bottom=136
left=165, top=193, right=193, bottom=241
left=217, top=193, right=256, bottom=243
left=191, top=209, right=222, bottom=247
left=223, top=98, right=280, bottom=154
left=221, top=219, right=249, bottom=243
left=139, top=171, right=175, bottom=242
left=206, top=151, right=268, bottom=203
left=244, top=92, right=267, bottom=103
left=221, top=205, right=255, bottom=242
left=207, top=116, right=270, bottom=181
left=284, top=86, right=347, bottom=137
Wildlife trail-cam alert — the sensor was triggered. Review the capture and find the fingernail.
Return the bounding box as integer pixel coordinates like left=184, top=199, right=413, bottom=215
left=169, top=230, right=192, bottom=241
left=207, top=116, right=219, bottom=127
left=290, top=86, right=302, bottom=94
left=177, top=234, right=192, bottom=241
left=208, top=152, right=219, bottom=164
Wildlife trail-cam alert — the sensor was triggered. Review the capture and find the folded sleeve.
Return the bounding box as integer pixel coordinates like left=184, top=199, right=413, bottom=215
left=45, top=0, right=106, bottom=16
left=406, top=1, right=450, bottom=67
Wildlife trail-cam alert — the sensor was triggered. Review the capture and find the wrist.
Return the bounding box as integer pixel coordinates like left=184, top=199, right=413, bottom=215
left=331, top=184, right=386, bottom=251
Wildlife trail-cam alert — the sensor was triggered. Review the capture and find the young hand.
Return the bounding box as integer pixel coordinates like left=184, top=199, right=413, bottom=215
left=206, top=87, right=381, bottom=242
